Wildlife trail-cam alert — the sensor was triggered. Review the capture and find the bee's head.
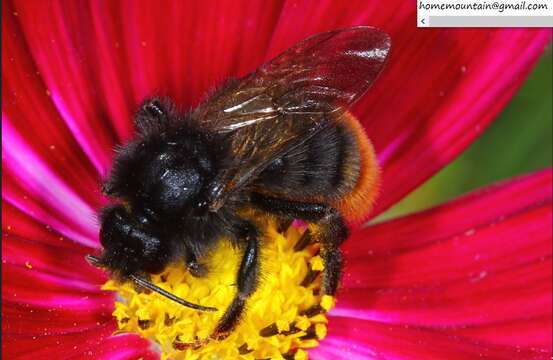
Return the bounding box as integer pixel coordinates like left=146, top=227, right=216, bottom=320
left=98, top=98, right=217, bottom=277
left=93, top=204, right=220, bottom=313
left=97, top=204, right=171, bottom=278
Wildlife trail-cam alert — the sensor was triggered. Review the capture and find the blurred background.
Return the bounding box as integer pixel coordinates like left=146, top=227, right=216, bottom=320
left=379, top=44, right=552, bottom=221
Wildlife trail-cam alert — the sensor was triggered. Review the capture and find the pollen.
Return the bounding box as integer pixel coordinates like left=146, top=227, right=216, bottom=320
left=102, top=218, right=334, bottom=359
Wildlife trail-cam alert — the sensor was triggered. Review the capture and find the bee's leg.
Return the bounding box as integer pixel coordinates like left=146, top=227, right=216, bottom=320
left=251, top=194, right=348, bottom=295
left=211, top=222, right=259, bottom=340
left=184, top=250, right=208, bottom=278
left=315, top=209, right=348, bottom=295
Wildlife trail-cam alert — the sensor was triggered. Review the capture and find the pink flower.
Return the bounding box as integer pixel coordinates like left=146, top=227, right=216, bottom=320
left=2, top=1, right=551, bottom=359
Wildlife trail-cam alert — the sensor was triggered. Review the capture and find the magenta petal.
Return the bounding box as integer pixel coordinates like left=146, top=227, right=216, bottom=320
left=1, top=323, right=156, bottom=360
left=81, top=334, right=159, bottom=360
left=346, top=169, right=551, bottom=255
left=2, top=202, right=93, bottom=252
left=313, top=317, right=550, bottom=360
left=6, top=0, right=285, bottom=155
left=3, top=119, right=99, bottom=248
left=3, top=237, right=105, bottom=287
left=3, top=324, right=110, bottom=359
left=3, top=298, right=153, bottom=359
left=108, top=0, right=284, bottom=107
left=365, top=29, right=552, bottom=216
left=333, top=170, right=552, bottom=353
left=2, top=299, right=113, bottom=337
left=2, top=9, right=102, bottom=202
left=7, top=0, right=116, bottom=174
left=2, top=242, right=106, bottom=289
left=336, top=255, right=551, bottom=343
left=3, top=263, right=110, bottom=308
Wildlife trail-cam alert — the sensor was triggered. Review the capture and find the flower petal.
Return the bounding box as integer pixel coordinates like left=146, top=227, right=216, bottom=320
left=2, top=202, right=92, bottom=252
left=2, top=118, right=99, bottom=248
left=3, top=263, right=110, bottom=309
left=333, top=169, right=552, bottom=352
left=365, top=28, right=551, bottom=216
left=81, top=334, right=159, bottom=360
left=313, top=317, right=550, bottom=360
left=2, top=202, right=113, bottom=342
left=5, top=0, right=284, bottom=167
left=3, top=236, right=105, bottom=287
left=2, top=300, right=113, bottom=337
left=2, top=323, right=155, bottom=360
left=2, top=8, right=102, bottom=201
left=3, top=323, right=111, bottom=359
left=267, top=1, right=552, bottom=218
left=346, top=168, right=552, bottom=255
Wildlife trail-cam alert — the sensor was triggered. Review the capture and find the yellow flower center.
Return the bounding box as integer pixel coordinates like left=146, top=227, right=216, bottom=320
left=102, top=218, right=335, bottom=359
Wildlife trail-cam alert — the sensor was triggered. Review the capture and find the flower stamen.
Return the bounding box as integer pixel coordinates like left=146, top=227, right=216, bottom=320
left=102, top=218, right=334, bottom=359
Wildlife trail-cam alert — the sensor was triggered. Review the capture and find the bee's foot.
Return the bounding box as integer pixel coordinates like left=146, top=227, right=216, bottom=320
left=173, top=337, right=209, bottom=350
left=211, top=330, right=231, bottom=341
left=186, top=261, right=208, bottom=278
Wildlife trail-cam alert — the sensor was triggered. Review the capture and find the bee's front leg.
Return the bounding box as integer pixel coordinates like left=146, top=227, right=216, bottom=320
left=211, top=222, right=259, bottom=340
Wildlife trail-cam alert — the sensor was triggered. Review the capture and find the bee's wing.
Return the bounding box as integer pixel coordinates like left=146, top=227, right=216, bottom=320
left=192, top=27, right=391, bottom=210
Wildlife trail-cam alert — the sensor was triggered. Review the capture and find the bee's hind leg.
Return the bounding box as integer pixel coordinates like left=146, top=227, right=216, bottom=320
left=314, top=209, right=348, bottom=296
left=251, top=194, right=348, bottom=296
left=211, top=221, right=260, bottom=340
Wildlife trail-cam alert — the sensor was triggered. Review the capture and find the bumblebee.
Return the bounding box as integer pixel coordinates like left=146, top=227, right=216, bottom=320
left=88, top=27, right=391, bottom=340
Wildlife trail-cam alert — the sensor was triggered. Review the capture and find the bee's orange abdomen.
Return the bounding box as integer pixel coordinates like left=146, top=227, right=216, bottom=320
left=333, top=112, right=380, bottom=225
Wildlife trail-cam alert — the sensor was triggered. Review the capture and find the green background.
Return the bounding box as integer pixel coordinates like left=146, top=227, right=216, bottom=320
left=380, top=45, right=552, bottom=221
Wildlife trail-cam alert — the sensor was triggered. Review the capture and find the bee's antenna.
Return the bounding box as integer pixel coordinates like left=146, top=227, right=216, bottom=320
left=128, top=274, right=218, bottom=312
left=85, top=254, right=218, bottom=312
left=85, top=254, right=103, bottom=267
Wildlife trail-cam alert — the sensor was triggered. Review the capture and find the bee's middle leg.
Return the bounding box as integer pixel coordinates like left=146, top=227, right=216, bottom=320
left=211, top=222, right=259, bottom=340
